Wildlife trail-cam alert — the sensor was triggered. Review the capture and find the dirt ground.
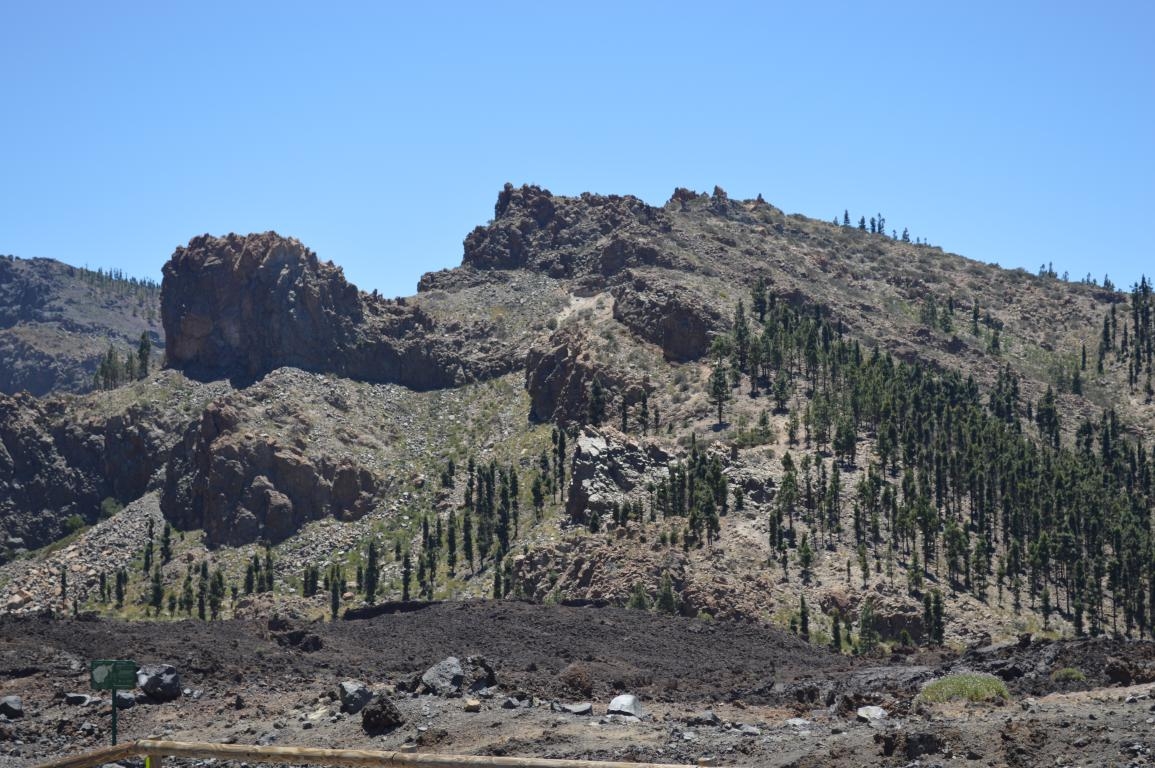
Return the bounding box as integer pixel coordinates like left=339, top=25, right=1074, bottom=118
left=2, top=602, right=1155, bottom=767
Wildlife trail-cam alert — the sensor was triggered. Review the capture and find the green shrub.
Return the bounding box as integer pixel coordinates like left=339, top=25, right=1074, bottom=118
left=1050, top=667, right=1086, bottom=683
left=918, top=673, right=1009, bottom=704
left=100, top=497, right=123, bottom=519
left=63, top=514, right=86, bottom=534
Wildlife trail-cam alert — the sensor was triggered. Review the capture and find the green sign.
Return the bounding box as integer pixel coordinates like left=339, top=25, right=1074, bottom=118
left=90, top=659, right=137, bottom=691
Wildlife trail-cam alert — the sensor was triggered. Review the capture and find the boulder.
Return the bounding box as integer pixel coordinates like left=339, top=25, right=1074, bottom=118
left=0, top=696, right=23, bottom=718
left=137, top=664, right=182, bottom=702
left=114, top=691, right=136, bottom=710
left=461, top=184, right=670, bottom=279
left=64, top=693, right=97, bottom=706
left=501, top=693, right=531, bottom=709
left=421, top=657, right=464, bottom=696
left=687, top=710, right=722, bottom=727
left=564, top=427, right=670, bottom=525
left=856, top=705, right=888, bottom=723
left=607, top=694, right=645, bottom=718
left=337, top=680, right=372, bottom=714
left=561, top=702, right=592, bottom=715
left=361, top=694, right=405, bottom=734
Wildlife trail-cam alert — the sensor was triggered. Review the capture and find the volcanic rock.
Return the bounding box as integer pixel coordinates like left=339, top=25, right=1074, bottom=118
left=361, top=694, right=405, bottom=734
left=137, top=664, right=181, bottom=702
left=161, top=232, right=510, bottom=389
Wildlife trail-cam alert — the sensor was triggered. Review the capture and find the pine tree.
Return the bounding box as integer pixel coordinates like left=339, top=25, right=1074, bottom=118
left=364, top=541, right=379, bottom=604
left=831, top=613, right=842, bottom=652
left=708, top=359, right=731, bottom=427
left=858, top=599, right=878, bottom=652
left=447, top=510, right=458, bottom=577
left=137, top=332, right=151, bottom=379
left=799, top=593, right=810, bottom=640
left=932, top=590, right=945, bottom=644
left=655, top=572, right=678, bottom=614
left=588, top=378, right=606, bottom=425
left=402, top=551, right=412, bottom=601
left=627, top=582, right=649, bottom=610
left=149, top=566, right=164, bottom=616
left=752, top=276, right=769, bottom=322
left=160, top=523, right=172, bottom=564
left=463, top=510, right=474, bottom=571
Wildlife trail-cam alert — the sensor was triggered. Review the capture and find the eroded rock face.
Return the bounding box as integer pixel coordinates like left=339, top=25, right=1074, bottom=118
left=162, top=233, right=361, bottom=378
left=462, top=184, right=676, bottom=279
left=161, top=232, right=512, bottom=389
left=565, top=427, right=671, bottom=525
left=0, top=390, right=189, bottom=558
left=524, top=329, right=599, bottom=425
left=161, top=401, right=379, bottom=546
left=611, top=274, right=724, bottom=361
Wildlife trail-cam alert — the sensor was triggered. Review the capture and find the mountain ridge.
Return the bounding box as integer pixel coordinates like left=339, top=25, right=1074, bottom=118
left=0, top=184, right=1152, bottom=658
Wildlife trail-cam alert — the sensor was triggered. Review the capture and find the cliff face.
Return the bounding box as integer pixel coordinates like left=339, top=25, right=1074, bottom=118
left=161, top=233, right=363, bottom=379
left=0, top=377, right=204, bottom=556
left=161, top=232, right=517, bottom=389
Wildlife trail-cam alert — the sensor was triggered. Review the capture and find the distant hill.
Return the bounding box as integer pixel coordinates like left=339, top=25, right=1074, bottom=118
left=0, top=255, right=163, bottom=395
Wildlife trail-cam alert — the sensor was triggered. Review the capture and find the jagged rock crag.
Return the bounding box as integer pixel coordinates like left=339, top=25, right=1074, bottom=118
left=161, top=400, right=380, bottom=546
left=460, top=184, right=678, bottom=283
left=162, top=232, right=512, bottom=388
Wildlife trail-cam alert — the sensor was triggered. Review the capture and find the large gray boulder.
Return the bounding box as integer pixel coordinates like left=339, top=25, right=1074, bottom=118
left=0, top=696, right=23, bottom=718
left=137, top=664, right=182, bottom=702
left=421, top=657, right=464, bottom=696
left=338, top=680, right=372, bottom=714
left=607, top=694, right=645, bottom=718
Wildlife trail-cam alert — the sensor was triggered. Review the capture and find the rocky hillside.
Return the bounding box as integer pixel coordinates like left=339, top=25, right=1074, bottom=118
left=0, top=255, right=163, bottom=396
left=1, top=185, right=1152, bottom=655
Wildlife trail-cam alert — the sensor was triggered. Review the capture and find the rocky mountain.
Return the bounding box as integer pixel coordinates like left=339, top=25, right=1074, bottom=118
left=1, top=184, right=1152, bottom=656
left=0, top=255, right=163, bottom=396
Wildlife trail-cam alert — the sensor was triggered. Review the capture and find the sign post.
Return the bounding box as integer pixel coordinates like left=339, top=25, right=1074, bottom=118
left=90, top=659, right=138, bottom=745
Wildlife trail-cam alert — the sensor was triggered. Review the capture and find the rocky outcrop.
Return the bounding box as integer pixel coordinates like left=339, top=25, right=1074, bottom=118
left=524, top=329, right=599, bottom=424
left=565, top=427, right=671, bottom=525
left=611, top=274, right=724, bottom=361
left=161, top=232, right=514, bottom=389
left=0, top=385, right=193, bottom=559
left=161, top=401, right=380, bottom=546
left=461, top=184, right=678, bottom=280
left=523, top=329, right=650, bottom=425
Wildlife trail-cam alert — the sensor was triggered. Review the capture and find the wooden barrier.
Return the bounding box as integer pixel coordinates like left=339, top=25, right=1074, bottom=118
left=32, top=739, right=703, bottom=768
left=27, top=741, right=138, bottom=768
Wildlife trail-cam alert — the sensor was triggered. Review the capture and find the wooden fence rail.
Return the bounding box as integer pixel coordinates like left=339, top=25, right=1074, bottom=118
left=32, top=739, right=705, bottom=768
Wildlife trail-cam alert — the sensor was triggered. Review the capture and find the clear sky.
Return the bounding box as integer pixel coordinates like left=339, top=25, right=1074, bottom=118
left=2, top=2, right=1151, bottom=297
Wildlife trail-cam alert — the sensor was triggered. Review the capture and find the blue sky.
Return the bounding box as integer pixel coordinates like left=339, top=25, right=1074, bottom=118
left=1, top=2, right=1151, bottom=296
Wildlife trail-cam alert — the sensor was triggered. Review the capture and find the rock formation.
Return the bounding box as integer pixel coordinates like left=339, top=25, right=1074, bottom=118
left=462, top=184, right=678, bottom=280
left=161, top=400, right=380, bottom=546
left=0, top=385, right=190, bottom=558
left=161, top=232, right=514, bottom=389
left=611, top=273, right=723, bottom=361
